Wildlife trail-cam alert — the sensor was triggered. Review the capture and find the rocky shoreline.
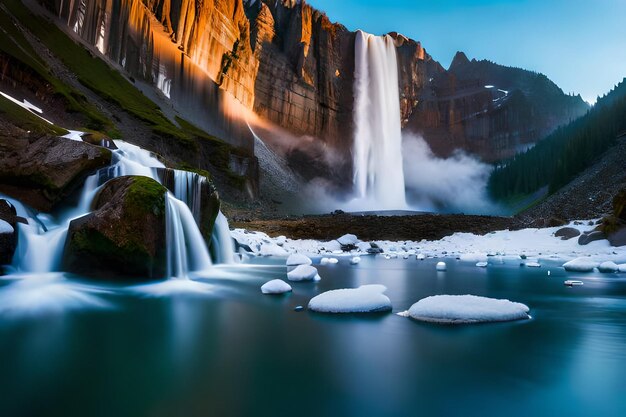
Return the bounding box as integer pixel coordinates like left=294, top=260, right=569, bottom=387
left=231, top=212, right=522, bottom=242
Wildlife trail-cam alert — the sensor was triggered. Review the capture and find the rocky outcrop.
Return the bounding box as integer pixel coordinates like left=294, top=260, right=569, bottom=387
left=64, top=176, right=167, bottom=279
left=0, top=133, right=111, bottom=212
left=0, top=199, right=19, bottom=266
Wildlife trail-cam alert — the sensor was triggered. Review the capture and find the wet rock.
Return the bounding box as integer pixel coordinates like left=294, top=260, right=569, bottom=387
left=0, top=133, right=111, bottom=211
left=554, top=227, right=581, bottom=240
left=0, top=199, right=20, bottom=265
left=64, top=176, right=167, bottom=280
left=578, top=230, right=606, bottom=246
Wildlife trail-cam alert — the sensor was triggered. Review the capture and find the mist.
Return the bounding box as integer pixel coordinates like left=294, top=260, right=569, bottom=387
left=402, top=134, right=498, bottom=214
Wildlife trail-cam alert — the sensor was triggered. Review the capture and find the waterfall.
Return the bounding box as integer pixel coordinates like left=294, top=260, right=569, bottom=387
left=352, top=30, right=406, bottom=209
left=211, top=212, right=236, bottom=264
left=7, top=140, right=235, bottom=278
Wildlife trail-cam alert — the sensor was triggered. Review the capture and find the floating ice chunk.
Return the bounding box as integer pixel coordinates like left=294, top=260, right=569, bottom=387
left=350, top=256, right=361, bottom=265
left=287, top=264, right=320, bottom=281
left=320, top=257, right=338, bottom=265
left=476, top=262, right=488, bottom=268
left=460, top=253, right=488, bottom=263
left=308, top=284, right=392, bottom=313
left=436, top=261, right=447, bottom=271
left=598, top=261, right=619, bottom=273
left=563, top=258, right=599, bottom=272
left=337, top=234, right=359, bottom=246
left=356, top=242, right=371, bottom=252
left=322, top=240, right=342, bottom=252
left=328, top=258, right=338, bottom=264
left=564, top=280, right=584, bottom=286
left=416, top=254, right=426, bottom=260
left=261, top=279, right=292, bottom=294
left=403, top=294, right=530, bottom=324
left=0, top=219, right=13, bottom=234
left=286, top=253, right=312, bottom=269
left=526, top=262, right=541, bottom=268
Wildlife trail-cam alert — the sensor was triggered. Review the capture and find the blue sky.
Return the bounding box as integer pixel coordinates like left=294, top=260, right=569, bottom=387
left=307, top=0, right=626, bottom=104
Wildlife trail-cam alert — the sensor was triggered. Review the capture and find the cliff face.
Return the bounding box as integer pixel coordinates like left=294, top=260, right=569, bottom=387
left=39, top=0, right=587, bottom=166
left=405, top=52, right=590, bottom=161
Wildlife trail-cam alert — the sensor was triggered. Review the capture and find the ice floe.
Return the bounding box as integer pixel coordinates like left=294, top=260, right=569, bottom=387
left=261, top=279, right=292, bottom=294
left=436, top=261, right=447, bottom=271
left=402, top=294, right=530, bottom=324
left=308, top=284, right=392, bottom=313
left=598, top=261, right=619, bottom=273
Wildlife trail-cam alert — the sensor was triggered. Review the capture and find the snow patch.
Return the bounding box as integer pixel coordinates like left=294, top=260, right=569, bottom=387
left=404, top=294, right=530, bottom=324
left=261, top=279, right=292, bottom=294
left=287, top=264, right=320, bottom=282
left=308, top=284, right=392, bottom=313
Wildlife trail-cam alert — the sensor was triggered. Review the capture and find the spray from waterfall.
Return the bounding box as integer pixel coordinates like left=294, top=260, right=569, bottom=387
left=352, top=30, right=406, bottom=209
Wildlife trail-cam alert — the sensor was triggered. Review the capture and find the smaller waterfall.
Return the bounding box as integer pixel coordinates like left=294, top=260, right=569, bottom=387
left=165, top=194, right=213, bottom=278
left=211, top=212, right=236, bottom=264
left=7, top=139, right=236, bottom=278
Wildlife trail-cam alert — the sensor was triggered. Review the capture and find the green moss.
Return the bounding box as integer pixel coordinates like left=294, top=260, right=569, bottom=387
left=0, top=94, right=68, bottom=135
left=3, top=0, right=186, bottom=141
left=176, top=162, right=213, bottom=180
left=0, top=7, right=112, bottom=132
left=124, top=176, right=167, bottom=217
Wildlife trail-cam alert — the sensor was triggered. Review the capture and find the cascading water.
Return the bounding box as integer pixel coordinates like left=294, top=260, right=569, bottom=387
left=8, top=139, right=235, bottom=277
left=211, top=212, right=236, bottom=264
left=352, top=30, right=406, bottom=209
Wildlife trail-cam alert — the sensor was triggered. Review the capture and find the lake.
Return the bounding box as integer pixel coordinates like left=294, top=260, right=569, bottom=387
left=1, top=256, right=625, bottom=417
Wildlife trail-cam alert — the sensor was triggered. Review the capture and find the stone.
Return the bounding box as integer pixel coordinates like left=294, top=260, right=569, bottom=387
left=0, top=134, right=111, bottom=212
left=554, top=227, right=581, bottom=240
left=578, top=231, right=606, bottom=245
left=64, top=176, right=167, bottom=280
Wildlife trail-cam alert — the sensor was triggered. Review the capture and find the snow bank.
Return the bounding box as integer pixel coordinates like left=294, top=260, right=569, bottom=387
left=0, top=219, right=13, bottom=234
left=404, top=295, right=530, bottom=324
left=563, top=258, right=599, bottom=272
left=308, top=284, right=392, bottom=313
left=232, top=218, right=626, bottom=267
left=287, top=264, right=320, bottom=282
left=261, top=279, right=292, bottom=294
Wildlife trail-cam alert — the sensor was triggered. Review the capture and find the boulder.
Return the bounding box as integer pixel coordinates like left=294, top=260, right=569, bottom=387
left=63, top=176, right=167, bottom=280
left=554, top=227, right=580, bottom=240
left=0, top=199, right=20, bottom=265
left=261, top=279, right=292, bottom=294
left=0, top=134, right=111, bottom=211
left=598, top=261, right=619, bottom=273
left=578, top=231, right=606, bottom=245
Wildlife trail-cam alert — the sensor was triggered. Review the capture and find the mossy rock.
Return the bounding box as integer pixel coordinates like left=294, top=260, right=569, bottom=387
left=0, top=133, right=112, bottom=211
left=64, top=176, right=167, bottom=280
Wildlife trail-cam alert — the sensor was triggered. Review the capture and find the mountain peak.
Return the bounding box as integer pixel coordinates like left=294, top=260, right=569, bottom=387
left=449, top=51, right=470, bottom=70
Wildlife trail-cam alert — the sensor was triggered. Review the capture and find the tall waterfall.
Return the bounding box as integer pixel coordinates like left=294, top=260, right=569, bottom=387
left=352, top=30, right=406, bottom=209
left=8, top=140, right=234, bottom=277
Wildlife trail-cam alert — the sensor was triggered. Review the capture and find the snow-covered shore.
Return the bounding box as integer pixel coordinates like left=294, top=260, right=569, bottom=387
left=232, top=219, right=626, bottom=269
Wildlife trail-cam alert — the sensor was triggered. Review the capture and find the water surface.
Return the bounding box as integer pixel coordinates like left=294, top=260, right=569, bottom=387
left=0, top=257, right=625, bottom=417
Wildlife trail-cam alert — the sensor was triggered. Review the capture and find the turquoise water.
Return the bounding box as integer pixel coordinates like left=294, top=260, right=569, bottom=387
left=0, top=257, right=625, bottom=417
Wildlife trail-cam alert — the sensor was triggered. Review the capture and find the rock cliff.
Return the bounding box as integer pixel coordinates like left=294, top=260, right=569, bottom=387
left=37, top=0, right=588, bottom=168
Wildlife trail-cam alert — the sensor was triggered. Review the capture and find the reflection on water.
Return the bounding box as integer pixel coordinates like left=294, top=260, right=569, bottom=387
left=0, top=257, right=625, bottom=417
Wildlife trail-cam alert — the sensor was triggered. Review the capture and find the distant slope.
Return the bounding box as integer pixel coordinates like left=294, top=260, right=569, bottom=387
left=517, top=135, right=626, bottom=225
left=489, top=78, right=626, bottom=201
